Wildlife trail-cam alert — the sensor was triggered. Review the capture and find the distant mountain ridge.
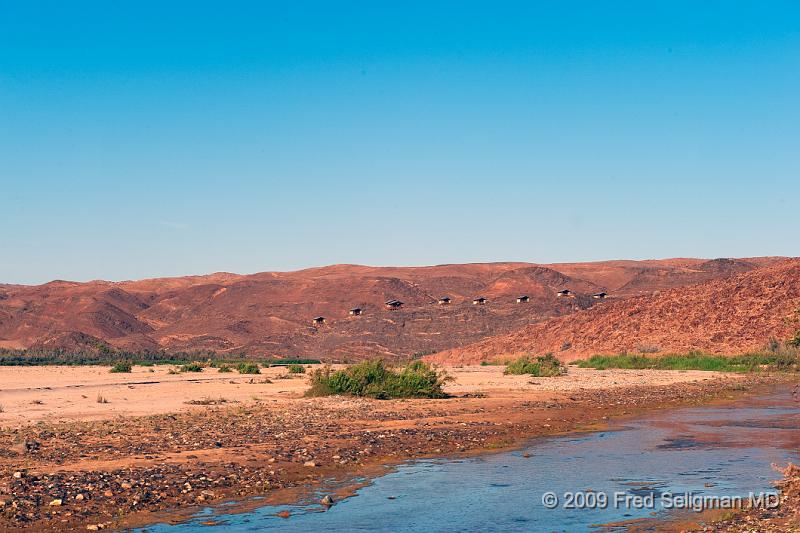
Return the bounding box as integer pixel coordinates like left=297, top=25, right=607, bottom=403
left=0, top=257, right=788, bottom=361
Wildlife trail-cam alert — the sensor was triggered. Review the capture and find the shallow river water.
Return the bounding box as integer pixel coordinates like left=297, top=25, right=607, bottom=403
left=136, top=388, right=799, bottom=532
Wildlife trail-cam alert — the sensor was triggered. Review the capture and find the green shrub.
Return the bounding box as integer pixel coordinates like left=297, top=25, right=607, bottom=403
left=109, top=361, right=132, bottom=373
left=504, top=353, right=566, bottom=376
left=236, top=362, right=261, bottom=374
left=217, top=363, right=232, bottom=373
left=287, top=364, right=305, bottom=374
left=306, top=359, right=451, bottom=399
left=180, top=362, right=204, bottom=373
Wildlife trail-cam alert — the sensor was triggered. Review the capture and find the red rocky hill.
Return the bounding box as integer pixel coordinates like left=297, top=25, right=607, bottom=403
left=0, top=257, right=788, bottom=361
left=427, top=258, right=800, bottom=365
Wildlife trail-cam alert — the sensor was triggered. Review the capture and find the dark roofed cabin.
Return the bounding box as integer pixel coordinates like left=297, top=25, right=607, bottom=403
left=556, top=289, right=573, bottom=297
left=349, top=307, right=363, bottom=316
left=592, top=292, right=607, bottom=299
left=312, top=316, right=326, bottom=325
left=472, top=297, right=487, bottom=305
left=438, top=296, right=451, bottom=305
left=516, top=295, right=530, bottom=303
left=385, top=299, right=403, bottom=310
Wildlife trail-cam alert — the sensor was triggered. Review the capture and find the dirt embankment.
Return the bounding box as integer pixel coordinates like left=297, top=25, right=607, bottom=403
left=0, top=364, right=788, bottom=531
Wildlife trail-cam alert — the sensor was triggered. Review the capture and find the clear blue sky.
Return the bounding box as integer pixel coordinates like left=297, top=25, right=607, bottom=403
left=1, top=1, right=798, bottom=284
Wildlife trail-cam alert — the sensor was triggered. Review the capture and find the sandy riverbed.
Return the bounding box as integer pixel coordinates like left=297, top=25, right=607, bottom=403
left=0, top=364, right=733, bottom=426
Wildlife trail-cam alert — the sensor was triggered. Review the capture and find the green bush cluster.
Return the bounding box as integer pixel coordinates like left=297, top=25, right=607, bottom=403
left=504, top=353, right=566, bottom=376
left=109, top=361, right=132, bottom=373
left=287, top=364, right=305, bottom=374
left=236, top=362, right=261, bottom=374
left=180, top=362, right=204, bottom=373
left=306, top=360, right=450, bottom=399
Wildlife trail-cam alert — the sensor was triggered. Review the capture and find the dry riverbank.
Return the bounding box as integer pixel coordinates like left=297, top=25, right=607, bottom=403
left=0, top=365, right=790, bottom=531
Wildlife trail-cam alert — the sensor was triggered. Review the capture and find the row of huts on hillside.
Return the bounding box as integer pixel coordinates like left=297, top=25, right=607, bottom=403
left=311, top=289, right=608, bottom=325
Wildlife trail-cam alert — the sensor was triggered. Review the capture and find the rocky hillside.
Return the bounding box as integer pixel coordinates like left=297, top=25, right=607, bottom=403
left=427, top=259, right=800, bottom=365
left=0, top=258, right=786, bottom=361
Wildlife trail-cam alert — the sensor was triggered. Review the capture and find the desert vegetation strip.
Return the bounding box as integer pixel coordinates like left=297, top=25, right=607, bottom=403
left=0, top=348, right=320, bottom=367
left=575, top=351, right=800, bottom=372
